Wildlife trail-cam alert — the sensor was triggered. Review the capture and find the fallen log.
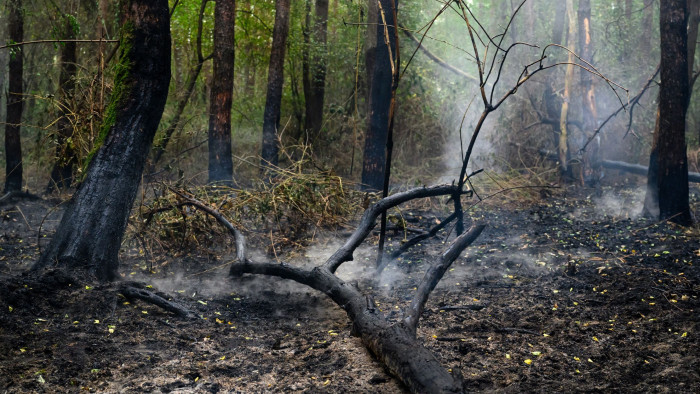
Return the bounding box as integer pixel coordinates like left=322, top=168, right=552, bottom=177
left=601, top=159, right=700, bottom=183
left=175, top=185, right=485, bottom=393
left=538, top=149, right=700, bottom=183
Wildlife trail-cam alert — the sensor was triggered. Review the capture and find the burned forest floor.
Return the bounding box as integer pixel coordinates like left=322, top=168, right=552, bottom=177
left=0, top=183, right=699, bottom=393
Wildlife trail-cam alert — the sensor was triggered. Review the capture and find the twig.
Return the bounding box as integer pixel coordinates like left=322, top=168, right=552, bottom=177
left=0, top=39, right=118, bottom=50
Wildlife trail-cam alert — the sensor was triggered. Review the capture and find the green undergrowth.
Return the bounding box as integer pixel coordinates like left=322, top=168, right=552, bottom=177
left=130, top=158, right=367, bottom=257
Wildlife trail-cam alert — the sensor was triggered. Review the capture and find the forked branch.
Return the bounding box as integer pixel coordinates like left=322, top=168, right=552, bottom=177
left=404, top=224, right=486, bottom=335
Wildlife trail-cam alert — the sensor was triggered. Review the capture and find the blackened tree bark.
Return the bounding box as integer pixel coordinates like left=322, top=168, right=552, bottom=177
left=4, top=0, right=24, bottom=193
left=261, top=0, right=291, bottom=168
left=47, top=17, right=79, bottom=192
left=33, top=0, right=171, bottom=281
left=361, top=0, right=398, bottom=191
left=643, top=0, right=692, bottom=226
left=302, top=0, right=329, bottom=141
left=208, top=0, right=235, bottom=184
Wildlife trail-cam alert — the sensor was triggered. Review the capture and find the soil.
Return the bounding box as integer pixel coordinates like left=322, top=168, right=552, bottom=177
left=0, top=184, right=699, bottom=393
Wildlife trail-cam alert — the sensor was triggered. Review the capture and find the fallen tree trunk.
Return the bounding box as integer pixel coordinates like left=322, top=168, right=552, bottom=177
left=602, top=159, right=700, bottom=183
left=175, top=185, right=484, bottom=393
left=539, top=149, right=700, bottom=183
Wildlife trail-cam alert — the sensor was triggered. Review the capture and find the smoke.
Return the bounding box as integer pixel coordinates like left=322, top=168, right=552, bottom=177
left=589, top=187, right=644, bottom=219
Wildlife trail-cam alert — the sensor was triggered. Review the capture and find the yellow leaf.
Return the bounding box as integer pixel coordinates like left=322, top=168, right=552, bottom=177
left=323, top=379, right=330, bottom=385
left=681, top=332, right=688, bottom=337
left=8, top=306, right=13, bottom=312
left=592, top=337, right=599, bottom=342
left=219, top=356, right=226, bottom=360
left=20, top=348, right=26, bottom=353
left=524, top=359, right=532, bottom=365
left=506, top=354, right=511, bottom=359
left=573, top=356, right=580, bottom=361
left=94, top=320, right=100, bottom=324
left=142, top=311, right=148, bottom=314
left=531, top=351, right=541, bottom=356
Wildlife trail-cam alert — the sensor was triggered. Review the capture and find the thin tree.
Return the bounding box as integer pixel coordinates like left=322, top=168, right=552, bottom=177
left=558, top=0, right=576, bottom=180
left=207, top=0, right=235, bottom=184
left=261, top=0, right=291, bottom=168
left=578, top=0, right=600, bottom=184
left=47, top=12, right=79, bottom=192
left=302, top=0, right=329, bottom=141
left=33, top=0, right=171, bottom=280
left=4, top=0, right=24, bottom=193
left=361, top=0, right=398, bottom=191
left=643, top=0, right=692, bottom=226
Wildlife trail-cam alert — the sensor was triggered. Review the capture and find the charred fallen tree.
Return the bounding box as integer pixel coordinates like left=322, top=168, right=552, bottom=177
left=174, top=185, right=484, bottom=393
left=539, top=149, right=700, bottom=183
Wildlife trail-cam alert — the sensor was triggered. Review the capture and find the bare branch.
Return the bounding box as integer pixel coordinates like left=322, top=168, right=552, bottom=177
left=404, top=224, right=486, bottom=335
left=167, top=187, right=248, bottom=268
left=323, top=185, right=464, bottom=273
left=0, top=39, right=118, bottom=50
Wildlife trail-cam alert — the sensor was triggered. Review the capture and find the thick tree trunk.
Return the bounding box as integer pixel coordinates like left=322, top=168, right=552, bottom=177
left=33, top=0, right=171, bottom=281
left=208, top=0, right=235, bottom=184
left=302, top=0, right=329, bottom=141
left=47, top=18, right=79, bottom=192
left=261, top=0, right=291, bottom=168
left=4, top=0, right=24, bottom=193
left=361, top=0, right=398, bottom=191
left=558, top=0, right=575, bottom=180
left=643, top=0, right=692, bottom=226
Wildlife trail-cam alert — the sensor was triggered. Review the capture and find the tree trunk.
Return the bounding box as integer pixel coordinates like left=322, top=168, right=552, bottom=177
left=640, top=0, right=654, bottom=54
left=558, top=0, right=575, bottom=180
left=261, top=0, right=291, bottom=168
left=688, top=0, right=700, bottom=80
left=578, top=0, right=600, bottom=184
left=33, top=0, right=171, bottom=281
left=625, top=0, right=633, bottom=20
left=361, top=0, right=398, bottom=191
left=688, top=0, right=700, bottom=143
left=302, top=0, right=329, bottom=141
left=523, top=0, right=535, bottom=42
left=208, top=0, right=235, bottom=184
left=4, top=0, right=24, bottom=193
left=551, top=0, right=567, bottom=45
left=643, top=0, right=692, bottom=226
left=47, top=17, right=79, bottom=192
